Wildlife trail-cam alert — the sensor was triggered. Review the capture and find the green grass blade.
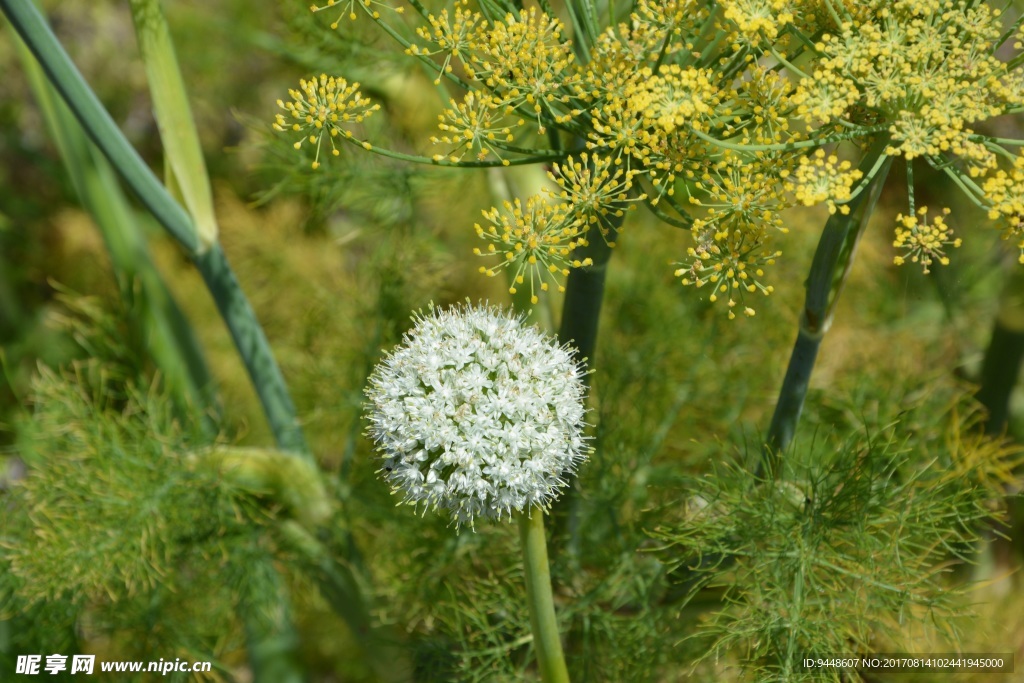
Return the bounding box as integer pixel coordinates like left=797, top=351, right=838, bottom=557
left=129, top=0, right=219, bottom=251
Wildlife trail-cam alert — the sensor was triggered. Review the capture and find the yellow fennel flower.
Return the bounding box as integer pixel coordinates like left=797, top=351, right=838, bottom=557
left=273, top=74, right=379, bottom=169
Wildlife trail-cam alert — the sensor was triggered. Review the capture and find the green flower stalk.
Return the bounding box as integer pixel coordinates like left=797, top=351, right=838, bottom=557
left=365, top=303, right=588, bottom=680
left=519, top=508, right=571, bottom=683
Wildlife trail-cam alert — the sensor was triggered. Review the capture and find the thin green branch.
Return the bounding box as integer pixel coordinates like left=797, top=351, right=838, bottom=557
left=691, top=125, right=883, bottom=153
left=906, top=159, right=915, bottom=214
left=969, top=133, right=1024, bottom=147
left=658, top=191, right=697, bottom=227
left=845, top=148, right=894, bottom=201
left=768, top=45, right=812, bottom=80
left=562, top=1, right=592, bottom=61
left=819, top=0, right=848, bottom=28
left=932, top=162, right=988, bottom=209
left=342, top=134, right=568, bottom=167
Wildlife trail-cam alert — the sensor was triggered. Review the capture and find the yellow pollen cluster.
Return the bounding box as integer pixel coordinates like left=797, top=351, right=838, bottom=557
left=786, top=150, right=863, bottom=215
left=674, top=240, right=779, bottom=320
left=464, top=8, right=577, bottom=134
left=407, top=0, right=481, bottom=85
left=629, top=65, right=719, bottom=135
left=430, top=92, right=522, bottom=166
left=546, top=153, right=645, bottom=243
left=791, top=71, right=859, bottom=126
left=473, top=197, right=592, bottom=304
left=735, top=68, right=794, bottom=145
left=310, top=0, right=403, bottom=27
left=272, top=74, right=379, bottom=169
left=720, top=0, right=795, bottom=44
left=276, top=0, right=1024, bottom=315
left=798, top=1, right=1007, bottom=169
left=674, top=153, right=791, bottom=317
left=892, top=207, right=960, bottom=274
left=983, top=155, right=1024, bottom=263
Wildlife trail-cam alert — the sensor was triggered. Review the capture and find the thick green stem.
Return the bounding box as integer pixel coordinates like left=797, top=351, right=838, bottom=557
left=518, top=509, right=570, bottom=683
left=762, top=141, right=892, bottom=476
left=764, top=325, right=823, bottom=472
left=194, top=246, right=309, bottom=456
left=551, top=233, right=613, bottom=561
left=559, top=235, right=613, bottom=367
left=977, top=265, right=1024, bottom=434
left=977, top=322, right=1024, bottom=434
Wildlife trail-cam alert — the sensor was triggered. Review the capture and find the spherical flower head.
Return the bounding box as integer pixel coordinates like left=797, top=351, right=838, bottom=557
left=364, top=303, right=589, bottom=529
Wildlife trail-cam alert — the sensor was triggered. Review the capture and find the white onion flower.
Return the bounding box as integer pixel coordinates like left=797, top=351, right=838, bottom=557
left=365, top=302, right=589, bottom=528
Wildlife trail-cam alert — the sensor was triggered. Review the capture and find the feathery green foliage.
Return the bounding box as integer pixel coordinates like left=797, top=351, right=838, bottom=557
left=652, top=392, right=1020, bottom=682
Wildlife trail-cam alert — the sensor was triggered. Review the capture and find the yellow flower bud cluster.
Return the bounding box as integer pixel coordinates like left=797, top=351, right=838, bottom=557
left=406, top=0, right=481, bottom=85
left=546, top=153, right=645, bottom=244
left=270, top=0, right=1024, bottom=315
left=473, top=197, right=592, bottom=305
left=892, top=207, right=961, bottom=274
left=272, top=74, right=379, bottom=169
left=430, top=92, right=522, bottom=166
left=785, top=150, right=863, bottom=216
left=982, top=155, right=1024, bottom=263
